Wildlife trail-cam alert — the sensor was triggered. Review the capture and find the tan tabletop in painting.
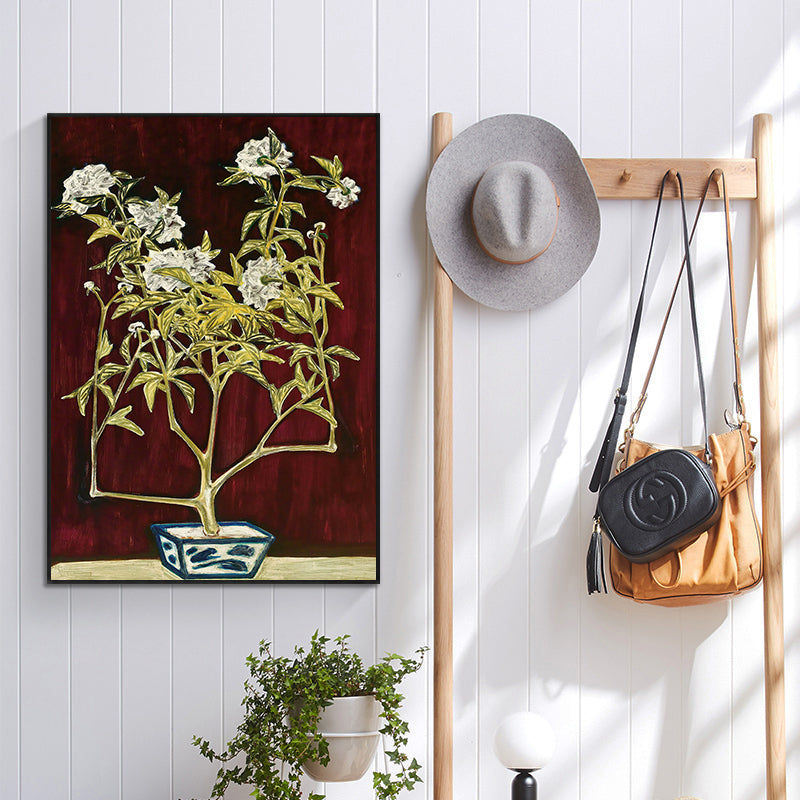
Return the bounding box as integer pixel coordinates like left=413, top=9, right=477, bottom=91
left=50, top=556, right=377, bottom=582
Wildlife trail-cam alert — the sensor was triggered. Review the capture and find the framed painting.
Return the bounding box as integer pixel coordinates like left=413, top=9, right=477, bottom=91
left=48, top=114, right=379, bottom=583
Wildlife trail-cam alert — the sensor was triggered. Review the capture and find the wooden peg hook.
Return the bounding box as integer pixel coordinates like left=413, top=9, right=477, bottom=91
left=620, top=168, right=632, bottom=183
left=711, top=168, right=724, bottom=196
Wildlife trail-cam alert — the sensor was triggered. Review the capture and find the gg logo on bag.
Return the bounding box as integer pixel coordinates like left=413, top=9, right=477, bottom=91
left=624, top=471, right=688, bottom=530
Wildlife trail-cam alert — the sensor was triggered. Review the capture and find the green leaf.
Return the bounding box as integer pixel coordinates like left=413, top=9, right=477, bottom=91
left=311, top=155, right=336, bottom=177
left=99, top=383, right=116, bottom=405
left=172, top=379, right=195, bottom=411
left=153, top=266, right=193, bottom=286
left=333, top=155, right=343, bottom=179
left=301, top=398, right=336, bottom=426
left=237, top=239, right=270, bottom=259
left=96, top=363, right=127, bottom=381
left=273, top=227, right=307, bottom=249
left=218, top=170, right=250, bottom=187
left=62, top=378, right=93, bottom=416
left=268, top=380, right=296, bottom=415
left=158, top=304, right=180, bottom=338
left=282, top=201, right=306, bottom=218
left=289, top=175, right=325, bottom=192
left=306, top=284, right=343, bottom=309
left=229, top=254, right=244, bottom=283
left=324, top=344, right=359, bottom=361
left=82, top=213, right=113, bottom=227
left=200, top=230, right=212, bottom=252
left=106, top=240, right=132, bottom=270
left=294, top=363, right=313, bottom=398
left=87, top=226, right=120, bottom=244
left=143, top=378, right=160, bottom=411
left=257, top=210, right=272, bottom=238
left=241, top=209, right=264, bottom=241
left=239, top=362, right=270, bottom=389
left=154, top=185, right=169, bottom=204
left=288, top=344, right=317, bottom=366
left=279, top=306, right=310, bottom=335
left=165, top=341, right=178, bottom=371
left=98, top=330, right=113, bottom=360
left=106, top=405, right=145, bottom=436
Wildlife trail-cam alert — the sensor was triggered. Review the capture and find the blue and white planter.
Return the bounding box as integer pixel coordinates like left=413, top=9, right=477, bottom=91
left=153, top=521, right=275, bottom=580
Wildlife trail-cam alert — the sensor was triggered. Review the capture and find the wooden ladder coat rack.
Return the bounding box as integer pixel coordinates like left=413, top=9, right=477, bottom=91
left=430, top=112, right=785, bottom=800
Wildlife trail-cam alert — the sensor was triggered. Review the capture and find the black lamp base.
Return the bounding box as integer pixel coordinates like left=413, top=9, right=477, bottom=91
left=511, top=770, right=538, bottom=800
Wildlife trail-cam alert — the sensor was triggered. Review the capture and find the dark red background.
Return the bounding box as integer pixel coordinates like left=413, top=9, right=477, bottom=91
left=49, top=114, right=378, bottom=564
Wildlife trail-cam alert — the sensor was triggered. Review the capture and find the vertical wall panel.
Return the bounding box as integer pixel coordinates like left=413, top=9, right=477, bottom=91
left=121, top=588, right=173, bottom=799
left=223, top=0, right=272, bottom=111
left=628, top=2, right=684, bottom=797
left=121, top=0, right=171, bottom=112
left=682, top=2, right=738, bottom=797
left=376, top=1, right=430, bottom=798
left=476, top=0, right=531, bottom=795
left=70, top=0, right=120, bottom=110
left=324, top=0, right=374, bottom=113
left=19, top=0, right=71, bottom=798
left=731, top=3, right=784, bottom=799
left=429, top=2, right=480, bottom=798
left=172, top=0, right=222, bottom=112
left=0, top=0, right=20, bottom=795
left=171, top=588, right=223, bottom=800
left=528, top=3, right=582, bottom=798
left=274, top=0, right=324, bottom=112
left=781, top=4, right=800, bottom=799
left=579, top=0, right=633, bottom=798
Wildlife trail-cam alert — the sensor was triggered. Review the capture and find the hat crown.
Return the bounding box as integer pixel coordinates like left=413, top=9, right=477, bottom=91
left=471, top=161, right=558, bottom=265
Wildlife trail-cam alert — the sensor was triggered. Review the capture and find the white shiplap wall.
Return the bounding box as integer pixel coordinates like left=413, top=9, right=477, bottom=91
left=2, top=1, right=798, bottom=799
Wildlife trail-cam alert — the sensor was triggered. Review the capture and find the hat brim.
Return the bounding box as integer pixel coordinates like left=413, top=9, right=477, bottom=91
left=426, top=114, right=601, bottom=312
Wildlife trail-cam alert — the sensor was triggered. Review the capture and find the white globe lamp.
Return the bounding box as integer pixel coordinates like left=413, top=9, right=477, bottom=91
left=493, top=712, right=556, bottom=800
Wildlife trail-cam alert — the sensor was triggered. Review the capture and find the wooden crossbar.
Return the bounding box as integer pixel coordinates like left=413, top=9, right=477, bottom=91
left=583, top=157, right=757, bottom=199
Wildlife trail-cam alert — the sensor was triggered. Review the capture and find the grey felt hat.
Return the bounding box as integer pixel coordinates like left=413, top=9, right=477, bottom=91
left=426, top=114, right=600, bottom=312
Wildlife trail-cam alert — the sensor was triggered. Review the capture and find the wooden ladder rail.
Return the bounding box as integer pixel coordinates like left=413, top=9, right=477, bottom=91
left=429, top=113, right=784, bottom=800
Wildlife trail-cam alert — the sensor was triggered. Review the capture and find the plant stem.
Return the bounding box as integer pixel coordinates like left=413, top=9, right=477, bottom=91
left=89, top=299, right=110, bottom=494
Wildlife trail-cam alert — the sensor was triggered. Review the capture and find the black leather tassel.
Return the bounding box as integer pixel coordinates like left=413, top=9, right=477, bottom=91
left=587, top=519, right=608, bottom=594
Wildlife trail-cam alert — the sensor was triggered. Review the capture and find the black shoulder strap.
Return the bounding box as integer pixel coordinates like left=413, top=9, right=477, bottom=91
left=589, top=171, right=711, bottom=496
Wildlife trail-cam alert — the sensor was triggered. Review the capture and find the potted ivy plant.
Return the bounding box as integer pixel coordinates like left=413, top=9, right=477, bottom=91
left=52, top=129, right=362, bottom=579
left=192, top=631, right=427, bottom=800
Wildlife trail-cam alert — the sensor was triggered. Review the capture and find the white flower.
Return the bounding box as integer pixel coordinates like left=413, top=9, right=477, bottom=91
left=150, top=329, right=161, bottom=340
left=62, top=164, right=115, bottom=214
left=83, top=280, right=96, bottom=293
left=128, top=321, right=145, bottom=334
left=142, top=246, right=216, bottom=293
left=128, top=199, right=185, bottom=243
left=306, top=221, right=327, bottom=238
left=238, top=256, right=282, bottom=310
left=235, top=132, right=293, bottom=182
left=117, top=279, right=134, bottom=293
left=326, top=177, right=360, bottom=209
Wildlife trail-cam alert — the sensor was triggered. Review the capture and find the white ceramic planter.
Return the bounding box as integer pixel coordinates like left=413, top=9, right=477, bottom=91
left=302, top=695, right=381, bottom=782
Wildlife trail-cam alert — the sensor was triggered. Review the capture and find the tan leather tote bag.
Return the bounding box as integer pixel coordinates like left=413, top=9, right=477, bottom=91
left=609, top=172, right=762, bottom=606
